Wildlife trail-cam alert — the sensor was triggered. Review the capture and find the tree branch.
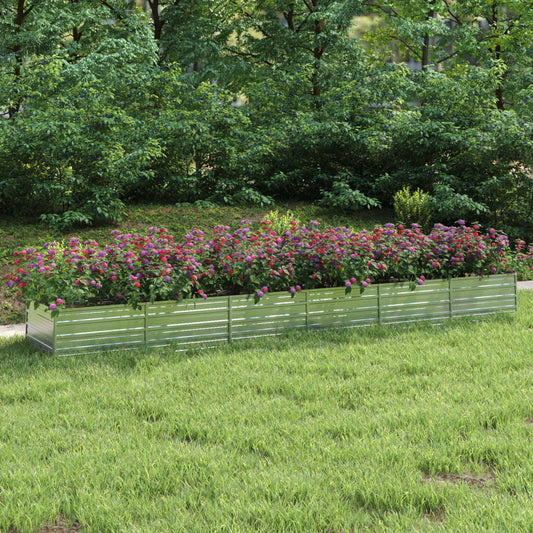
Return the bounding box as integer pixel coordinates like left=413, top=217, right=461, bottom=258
left=283, top=9, right=295, bottom=31
left=100, top=0, right=125, bottom=21
left=22, top=3, right=35, bottom=18
left=223, top=46, right=274, bottom=67
left=394, top=35, right=423, bottom=61
left=148, top=0, right=165, bottom=40
left=436, top=48, right=460, bottom=64
left=301, top=0, right=314, bottom=12
left=442, top=0, right=461, bottom=25
left=296, top=11, right=313, bottom=33
left=363, top=1, right=400, bottom=18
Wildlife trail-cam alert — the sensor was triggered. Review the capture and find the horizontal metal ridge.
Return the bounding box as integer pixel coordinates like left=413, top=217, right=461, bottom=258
left=26, top=274, right=517, bottom=355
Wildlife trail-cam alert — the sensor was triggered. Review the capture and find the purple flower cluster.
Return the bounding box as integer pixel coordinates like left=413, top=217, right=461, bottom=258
left=4, top=222, right=515, bottom=311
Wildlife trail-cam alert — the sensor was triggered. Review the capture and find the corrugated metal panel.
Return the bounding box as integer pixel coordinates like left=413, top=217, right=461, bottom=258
left=54, top=304, right=146, bottom=355
left=306, top=286, right=377, bottom=330
left=232, top=292, right=305, bottom=307
left=307, top=286, right=379, bottom=302
left=380, top=279, right=449, bottom=294
left=26, top=304, right=54, bottom=351
left=55, top=334, right=146, bottom=354
left=56, top=304, right=145, bottom=322
left=27, top=274, right=517, bottom=355
left=451, top=275, right=517, bottom=318
left=146, top=299, right=230, bottom=348
left=229, top=292, right=308, bottom=340
left=232, top=317, right=308, bottom=339
left=309, top=311, right=379, bottom=329
left=380, top=279, right=451, bottom=324
left=450, top=274, right=514, bottom=289
left=148, top=322, right=229, bottom=344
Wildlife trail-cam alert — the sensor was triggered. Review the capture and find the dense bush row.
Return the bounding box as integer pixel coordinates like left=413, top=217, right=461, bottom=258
left=1, top=1, right=532, bottom=238
left=5, top=221, right=530, bottom=313
left=2, top=64, right=532, bottom=237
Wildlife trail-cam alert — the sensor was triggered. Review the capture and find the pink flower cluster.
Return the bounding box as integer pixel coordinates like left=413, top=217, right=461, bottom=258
left=5, top=221, right=514, bottom=311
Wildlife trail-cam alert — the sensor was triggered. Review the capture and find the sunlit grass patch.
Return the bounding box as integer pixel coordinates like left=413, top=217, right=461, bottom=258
left=0, top=292, right=532, bottom=531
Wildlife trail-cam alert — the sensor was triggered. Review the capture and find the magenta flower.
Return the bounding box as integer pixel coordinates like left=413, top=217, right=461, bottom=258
left=6, top=221, right=517, bottom=310
left=49, top=303, right=57, bottom=311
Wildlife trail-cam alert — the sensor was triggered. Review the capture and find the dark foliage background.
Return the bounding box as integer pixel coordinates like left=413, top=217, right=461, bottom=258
left=1, top=0, right=532, bottom=237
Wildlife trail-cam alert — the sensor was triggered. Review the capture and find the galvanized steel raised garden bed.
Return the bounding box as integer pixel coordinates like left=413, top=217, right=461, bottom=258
left=26, top=274, right=517, bottom=355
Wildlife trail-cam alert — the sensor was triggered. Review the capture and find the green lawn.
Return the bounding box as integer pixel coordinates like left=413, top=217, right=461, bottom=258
left=1, top=292, right=532, bottom=532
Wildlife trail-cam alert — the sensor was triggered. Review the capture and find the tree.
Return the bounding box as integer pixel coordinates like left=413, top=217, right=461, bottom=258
left=0, top=0, right=163, bottom=227
left=191, top=0, right=366, bottom=105
left=363, top=0, right=533, bottom=111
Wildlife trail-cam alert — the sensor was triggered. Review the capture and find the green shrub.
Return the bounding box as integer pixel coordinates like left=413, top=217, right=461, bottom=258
left=393, top=186, right=432, bottom=229
left=319, top=180, right=381, bottom=212
left=261, top=209, right=301, bottom=235
left=429, top=184, right=488, bottom=223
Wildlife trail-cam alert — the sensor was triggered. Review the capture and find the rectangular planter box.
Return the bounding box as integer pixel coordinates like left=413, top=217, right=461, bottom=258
left=26, top=274, right=517, bottom=355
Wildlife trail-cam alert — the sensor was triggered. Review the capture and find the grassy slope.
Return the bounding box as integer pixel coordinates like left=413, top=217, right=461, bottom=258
left=0, top=292, right=532, bottom=532
left=0, top=204, right=392, bottom=324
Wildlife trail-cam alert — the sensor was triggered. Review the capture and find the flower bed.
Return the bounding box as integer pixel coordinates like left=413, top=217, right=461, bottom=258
left=4, top=221, right=517, bottom=308
left=4, top=220, right=520, bottom=354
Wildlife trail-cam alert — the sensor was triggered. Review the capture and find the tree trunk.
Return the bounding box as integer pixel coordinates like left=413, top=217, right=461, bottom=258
left=487, top=5, right=506, bottom=111
left=8, top=0, right=28, bottom=118
left=283, top=4, right=295, bottom=31
left=421, top=0, right=436, bottom=71
left=494, top=45, right=507, bottom=110
left=148, top=0, right=164, bottom=40
left=312, top=0, right=325, bottom=99
left=421, top=34, right=430, bottom=70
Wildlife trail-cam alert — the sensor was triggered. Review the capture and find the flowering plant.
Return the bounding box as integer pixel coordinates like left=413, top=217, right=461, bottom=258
left=4, top=221, right=517, bottom=314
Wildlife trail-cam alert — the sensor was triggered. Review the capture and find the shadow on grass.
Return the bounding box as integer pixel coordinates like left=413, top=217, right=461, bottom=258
left=0, top=312, right=517, bottom=377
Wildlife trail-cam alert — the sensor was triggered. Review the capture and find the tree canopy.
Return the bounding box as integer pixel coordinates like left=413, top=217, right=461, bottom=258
left=1, top=0, right=532, bottom=236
